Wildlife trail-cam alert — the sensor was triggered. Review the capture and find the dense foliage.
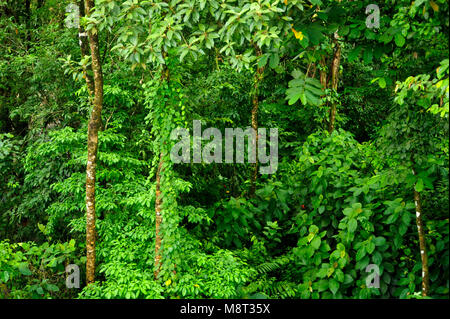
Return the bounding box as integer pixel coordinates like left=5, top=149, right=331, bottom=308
left=0, top=0, right=448, bottom=299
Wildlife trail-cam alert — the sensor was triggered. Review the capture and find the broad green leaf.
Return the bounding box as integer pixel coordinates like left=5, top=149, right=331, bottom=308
left=311, top=237, right=321, bottom=249
left=415, top=178, right=424, bottom=192
left=348, top=219, right=357, bottom=233
left=329, top=279, right=339, bottom=295
left=18, top=263, right=32, bottom=276
left=394, top=34, right=405, bottom=47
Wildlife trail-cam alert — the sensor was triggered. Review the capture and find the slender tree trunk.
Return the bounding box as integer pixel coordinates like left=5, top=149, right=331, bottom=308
left=79, top=0, right=94, bottom=98
left=412, top=167, right=430, bottom=296
left=328, top=32, right=341, bottom=133
left=319, top=57, right=327, bottom=89
left=84, top=0, right=103, bottom=285
left=307, top=62, right=317, bottom=79
left=250, top=47, right=264, bottom=196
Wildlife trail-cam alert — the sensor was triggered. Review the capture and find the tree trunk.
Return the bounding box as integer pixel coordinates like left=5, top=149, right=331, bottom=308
left=412, top=167, right=430, bottom=296
left=250, top=47, right=264, bottom=196
left=79, top=0, right=94, bottom=98
left=319, top=57, right=327, bottom=89
left=84, top=0, right=103, bottom=285
left=328, top=32, right=341, bottom=133
left=154, top=152, right=164, bottom=279
left=154, top=57, right=169, bottom=279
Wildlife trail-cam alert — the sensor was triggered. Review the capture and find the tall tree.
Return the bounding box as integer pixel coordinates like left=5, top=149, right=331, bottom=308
left=215, top=0, right=299, bottom=194
left=154, top=56, right=170, bottom=279
left=411, top=165, right=430, bottom=295
left=379, top=59, right=449, bottom=296
left=250, top=46, right=265, bottom=195
left=83, top=0, right=104, bottom=285
left=104, top=0, right=207, bottom=279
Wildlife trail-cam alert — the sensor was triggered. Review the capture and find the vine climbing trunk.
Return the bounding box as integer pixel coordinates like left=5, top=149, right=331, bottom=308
left=250, top=47, right=264, bottom=196
left=154, top=56, right=169, bottom=279
left=78, top=0, right=94, bottom=98
left=154, top=152, right=164, bottom=279
left=84, top=0, right=103, bottom=285
left=328, top=32, right=341, bottom=134
left=412, top=167, right=430, bottom=296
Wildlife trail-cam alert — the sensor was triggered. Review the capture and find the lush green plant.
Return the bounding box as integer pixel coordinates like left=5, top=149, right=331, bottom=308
left=0, top=0, right=448, bottom=300
left=0, top=239, right=82, bottom=299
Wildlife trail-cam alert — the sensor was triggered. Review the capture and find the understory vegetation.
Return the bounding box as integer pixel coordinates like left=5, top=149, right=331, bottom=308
left=0, top=0, right=448, bottom=299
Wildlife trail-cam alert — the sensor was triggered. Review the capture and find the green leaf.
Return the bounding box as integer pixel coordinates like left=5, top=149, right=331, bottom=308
left=363, top=48, right=373, bottom=64
left=309, top=225, right=319, bottom=234
left=339, top=26, right=350, bottom=36
left=329, top=279, right=339, bottom=295
left=317, top=268, right=328, bottom=278
left=317, top=279, right=328, bottom=292
left=2, top=271, right=9, bottom=283
left=258, top=54, right=269, bottom=68
left=18, top=263, right=32, bottom=276
left=311, top=237, right=321, bottom=249
left=269, top=53, right=279, bottom=69
left=366, top=241, right=376, bottom=254
left=46, top=284, right=59, bottom=292
left=344, top=274, right=353, bottom=285
left=415, top=178, right=424, bottom=192
left=373, top=237, right=386, bottom=246
left=305, top=25, right=324, bottom=46
left=394, top=34, right=405, bottom=47
left=335, top=269, right=345, bottom=283
left=348, top=46, right=362, bottom=62
left=356, top=248, right=366, bottom=261
left=348, top=219, right=357, bottom=233
left=286, top=70, right=323, bottom=106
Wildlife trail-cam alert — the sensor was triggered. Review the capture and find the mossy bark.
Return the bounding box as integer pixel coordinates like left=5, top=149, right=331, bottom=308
left=84, top=0, right=103, bottom=285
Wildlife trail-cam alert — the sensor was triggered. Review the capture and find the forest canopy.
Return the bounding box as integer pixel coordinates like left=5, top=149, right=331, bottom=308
left=0, top=0, right=448, bottom=300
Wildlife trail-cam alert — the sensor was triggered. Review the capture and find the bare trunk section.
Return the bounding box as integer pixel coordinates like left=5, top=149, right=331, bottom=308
left=84, top=0, right=103, bottom=285
left=328, top=32, right=341, bottom=133
left=412, top=168, right=430, bottom=296
left=319, top=57, right=327, bottom=89
left=250, top=47, right=264, bottom=196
